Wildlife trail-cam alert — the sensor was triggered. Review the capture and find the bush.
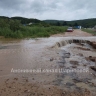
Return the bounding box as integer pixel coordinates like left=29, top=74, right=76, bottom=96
left=0, top=27, right=12, bottom=36
left=0, top=25, right=68, bottom=38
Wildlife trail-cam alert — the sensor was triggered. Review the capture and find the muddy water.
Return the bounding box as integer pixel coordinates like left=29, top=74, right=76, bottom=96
left=0, top=38, right=61, bottom=85
left=0, top=37, right=96, bottom=96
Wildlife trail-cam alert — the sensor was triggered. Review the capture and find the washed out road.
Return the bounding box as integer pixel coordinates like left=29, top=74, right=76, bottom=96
left=0, top=29, right=96, bottom=96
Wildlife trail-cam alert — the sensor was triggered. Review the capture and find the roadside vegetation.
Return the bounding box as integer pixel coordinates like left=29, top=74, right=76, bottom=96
left=82, top=29, right=96, bottom=36
left=0, top=17, right=68, bottom=38
left=1, top=16, right=96, bottom=38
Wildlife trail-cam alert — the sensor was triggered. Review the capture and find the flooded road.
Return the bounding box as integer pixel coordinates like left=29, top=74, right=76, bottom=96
left=0, top=36, right=96, bottom=96
left=0, top=38, right=60, bottom=83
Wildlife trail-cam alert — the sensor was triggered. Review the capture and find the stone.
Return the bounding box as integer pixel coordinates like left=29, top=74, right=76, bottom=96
left=75, top=47, right=90, bottom=51
left=78, top=53, right=83, bottom=56
left=90, top=42, right=96, bottom=49
left=90, top=66, right=96, bottom=71
left=64, top=53, right=70, bottom=58
left=83, top=64, right=87, bottom=66
left=50, top=58, right=54, bottom=61
left=72, top=65, right=77, bottom=68
left=70, top=61, right=79, bottom=65
left=14, top=78, right=18, bottom=80
left=73, top=79, right=82, bottom=83
left=86, top=56, right=96, bottom=62
left=66, top=83, right=75, bottom=86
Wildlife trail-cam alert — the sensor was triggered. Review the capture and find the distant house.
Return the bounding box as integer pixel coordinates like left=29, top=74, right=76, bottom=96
left=23, top=24, right=27, bottom=26
left=75, top=26, right=82, bottom=29
left=28, top=22, right=33, bottom=25
left=23, top=22, right=34, bottom=26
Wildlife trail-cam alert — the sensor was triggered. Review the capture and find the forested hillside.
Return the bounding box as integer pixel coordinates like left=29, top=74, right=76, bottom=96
left=43, top=18, right=96, bottom=28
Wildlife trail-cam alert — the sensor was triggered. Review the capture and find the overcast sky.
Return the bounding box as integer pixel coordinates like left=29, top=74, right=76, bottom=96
left=0, top=0, right=96, bottom=20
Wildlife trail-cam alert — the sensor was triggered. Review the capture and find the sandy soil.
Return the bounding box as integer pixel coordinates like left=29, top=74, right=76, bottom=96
left=0, top=30, right=96, bottom=96
left=51, top=29, right=92, bottom=37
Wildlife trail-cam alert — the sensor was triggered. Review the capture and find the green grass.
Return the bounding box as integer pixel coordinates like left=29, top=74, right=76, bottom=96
left=0, top=26, right=68, bottom=38
left=82, top=29, right=96, bottom=36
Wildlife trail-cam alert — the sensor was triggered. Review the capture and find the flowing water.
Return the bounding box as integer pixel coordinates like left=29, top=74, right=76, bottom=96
left=0, top=37, right=96, bottom=95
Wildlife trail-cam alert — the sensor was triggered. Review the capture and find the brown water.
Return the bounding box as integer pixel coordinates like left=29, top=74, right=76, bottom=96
left=0, top=38, right=60, bottom=85
left=0, top=37, right=96, bottom=96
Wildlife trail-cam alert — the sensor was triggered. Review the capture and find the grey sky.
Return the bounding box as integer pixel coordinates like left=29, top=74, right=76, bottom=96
left=0, top=0, right=96, bottom=20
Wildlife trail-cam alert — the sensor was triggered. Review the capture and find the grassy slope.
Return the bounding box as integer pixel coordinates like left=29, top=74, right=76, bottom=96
left=82, top=29, right=96, bottom=36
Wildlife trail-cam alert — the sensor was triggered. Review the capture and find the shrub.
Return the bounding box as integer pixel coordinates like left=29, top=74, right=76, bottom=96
left=0, top=25, right=68, bottom=38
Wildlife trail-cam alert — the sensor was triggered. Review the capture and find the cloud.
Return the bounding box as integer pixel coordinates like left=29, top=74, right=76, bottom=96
left=0, top=0, right=96, bottom=20
left=0, top=0, right=24, bottom=10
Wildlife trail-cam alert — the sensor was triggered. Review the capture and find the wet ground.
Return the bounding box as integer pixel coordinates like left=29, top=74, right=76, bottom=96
left=52, top=29, right=92, bottom=37
left=55, top=43, right=96, bottom=94
left=0, top=31, right=96, bottom=96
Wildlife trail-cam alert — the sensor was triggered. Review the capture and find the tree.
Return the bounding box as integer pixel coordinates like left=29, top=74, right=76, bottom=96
left=63, top=21, right=67, bottom=26
left=0, top=19, right=9, bottom=28
left=9, top=20, right=21, bottom=32
left=68, top=24, right=72, bottom=27
left=56, top=22, right=60, bottom=26
left=74, top=22, right=79, bottom=26
left=94, top=25, right=96, bottom=29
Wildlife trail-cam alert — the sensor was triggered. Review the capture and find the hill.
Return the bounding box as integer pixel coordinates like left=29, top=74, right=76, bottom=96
left=0, top=16, right=96, bottom=27
left=0, top=16, right=41, bottom=24
left=43, top=18, right=96, bottom=28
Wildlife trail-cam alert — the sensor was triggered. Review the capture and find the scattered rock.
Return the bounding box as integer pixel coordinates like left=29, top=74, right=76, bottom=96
left=90, top=66, right=96, bottom=71
left=74, top=47, right=90, bottom=51
left=77, top=53, right=83, bottom=56
left=84, top=88, right=91, bottom=96
left=76, top=43, right=84, bottom=46
left=26, top=79, right=28, bottom=82
left=70, top=61, right=79, bottom=65
left=8, top=86, right=11, bottom=88
left=24, top=89, right=28, bottom=92
left=58, top=61, right=65, bottom=64
left=63, top=53, right=70, bottom=58
left=90, top=42, right=96, bottom=49
left=86, top=56, right=96, bottom=62
left=72, top=66, right=77, bottom=68
left=6, top=79, right=9, bottom=81
left=89, top=56, right=96, bottom=62
left=83, top=64, right=87, bottom=66
left=73, top=79, right=82, bottom=83
left=14, top=78, right=18, bottom=80
left=50, top=58, right=54, bottom=61
left=66, top=83, right=75, bottom=86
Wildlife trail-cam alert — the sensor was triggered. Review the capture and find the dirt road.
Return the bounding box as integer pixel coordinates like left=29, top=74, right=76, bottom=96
left=52, top=29, right=92, bottom=37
